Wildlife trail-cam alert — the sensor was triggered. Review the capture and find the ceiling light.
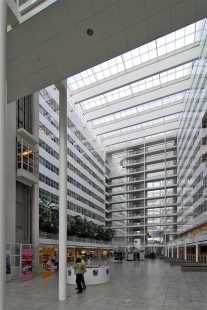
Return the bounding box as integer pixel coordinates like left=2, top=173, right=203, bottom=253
left=87, top=28, right=93, bottom=36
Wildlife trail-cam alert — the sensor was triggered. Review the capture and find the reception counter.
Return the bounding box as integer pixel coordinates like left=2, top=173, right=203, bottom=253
left=67, top=266, right=110, bottom=285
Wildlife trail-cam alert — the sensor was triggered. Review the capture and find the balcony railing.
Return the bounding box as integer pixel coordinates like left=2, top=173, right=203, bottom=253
left=39, top=232, right=111, bottom=245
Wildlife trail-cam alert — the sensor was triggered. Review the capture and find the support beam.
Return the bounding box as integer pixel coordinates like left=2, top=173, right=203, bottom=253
left=0, top=0, right=7, bottom=308
left=177, top=242, right=179, bottom=259
left=195, top=241, right=198, bottom=263
left=172, top=244, right=173, bottom=258
left=85, top=78, right=189, bottom=121
left=103, top=120, right=178, bottom=147
left=184, top=240, right=187, bottom=260
left=95, top=102, right=183, bottom=136
left=55, top=80, right=67, bottom=301
left=73, top=46, right=200, bottom=104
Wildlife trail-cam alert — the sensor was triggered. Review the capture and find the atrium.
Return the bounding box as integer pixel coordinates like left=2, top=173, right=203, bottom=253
left=1, top=0, right=207, bottom=309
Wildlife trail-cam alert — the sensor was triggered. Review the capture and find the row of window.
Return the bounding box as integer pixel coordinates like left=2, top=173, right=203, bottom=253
left=39, top=155, right=104, bottom=195
left=178, top=143, right=200, bottom=191
left=39, top=138, right=104, bottom=186
left=178, top=73, right=207, bottom=168
left=178, top=55, right=207, bottom=150
left=39, top=104, right=104, bottom=176
left=40, top=171, right=104, bottom=206
left=39, top=88, right=104, bottom=167
left=67, top=188, right=104, bottom=214
left=39, top=188, right=105, bottom=223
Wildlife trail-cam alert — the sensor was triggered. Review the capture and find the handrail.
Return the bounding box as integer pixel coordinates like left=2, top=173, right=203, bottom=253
left=39, top=232, right=111, bottom=245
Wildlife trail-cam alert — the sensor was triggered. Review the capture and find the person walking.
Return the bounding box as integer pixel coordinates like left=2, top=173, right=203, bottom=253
left=75, top=257, right=87, bottom=290
left=73, top=257, right=84, bottom=293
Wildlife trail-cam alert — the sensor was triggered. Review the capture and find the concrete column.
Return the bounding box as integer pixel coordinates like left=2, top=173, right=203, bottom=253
left=0, top=0, right=7, bottom=308
left=31, top=92, right=39, bottom=245
left=6, top=102, right=16, bottom=244
left=165, top=245, right=167, bottom=256
left=56, top=80, right=67, bottom=301
left=167, top=245, right=170, bottom=257
left=184, top=240, right=187, bottom=260
left=172, top=244, right=173, bottom=258
left=196, top=241, right=198, bottom=262
left=177, top=242, right=179, bottom=259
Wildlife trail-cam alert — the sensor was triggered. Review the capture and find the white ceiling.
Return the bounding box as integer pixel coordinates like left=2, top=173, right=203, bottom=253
left=7, top=0, right=207, bottom=103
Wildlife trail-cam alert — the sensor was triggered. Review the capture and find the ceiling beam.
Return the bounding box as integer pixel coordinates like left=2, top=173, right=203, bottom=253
left=103, top=120, right=179, bottom=148
left=95, top=102, right=183, bottom=135
left=86, top=78, right=190, bottom=121
left=73, top=46, right=200, bottom=104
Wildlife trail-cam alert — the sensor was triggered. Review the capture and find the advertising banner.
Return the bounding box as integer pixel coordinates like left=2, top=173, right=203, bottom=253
left=21, top=249, right=34, bottom=281
left=6, top=250, right=11, bottom=282
left=42, top=250, right=51, bottom=277
left=151, top=230, right=165, bottom=238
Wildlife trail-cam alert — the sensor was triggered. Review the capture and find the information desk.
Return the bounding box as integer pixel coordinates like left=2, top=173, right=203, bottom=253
left=67, top=265, right=110, bottom=285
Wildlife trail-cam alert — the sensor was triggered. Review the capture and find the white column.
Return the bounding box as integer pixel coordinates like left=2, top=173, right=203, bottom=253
left=177, top=242, right=179, bottom=259
left=31, top=92, right=39, bottom=245
left=171, top=244, right=173, bottom=258
left=167, top=245, right=170, bottom=257
left=184, top=240, right=187, bottom=260
left=0, top=0, right=7, bottom=308
left=195, top=241, right=198, bottom=262
left=56, top=80, right=67, bottom=301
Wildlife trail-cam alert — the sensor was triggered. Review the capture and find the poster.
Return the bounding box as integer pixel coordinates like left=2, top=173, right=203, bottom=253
left=93, top=268, right=98, bottom=276
left=21, top=249, right=34, bottom=281
left=6, top=250, right=11, bottom=282
left=68, top=268, right=72, bottom=276
left=42, top=250, right=51, bottom=277
left=105, top=267, right=109, bottom=275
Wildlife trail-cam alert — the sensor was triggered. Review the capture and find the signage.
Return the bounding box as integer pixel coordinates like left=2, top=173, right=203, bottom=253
left=21, top=249, right=34, bottom=281
left=42, top=250, right=51, bottom=277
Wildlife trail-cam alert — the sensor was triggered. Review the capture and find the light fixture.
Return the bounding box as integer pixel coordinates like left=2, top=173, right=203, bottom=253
left=87, top=28, right=93, bottom=36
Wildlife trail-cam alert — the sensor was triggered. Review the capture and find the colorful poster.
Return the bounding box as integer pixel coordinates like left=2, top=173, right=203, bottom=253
left=21, top=249, right=34, bottom=281
left=6, top=250, right=11, bottom=282
left=93, top=268, right=98, bottom=276
left=42, top=250, right=51, bottom=277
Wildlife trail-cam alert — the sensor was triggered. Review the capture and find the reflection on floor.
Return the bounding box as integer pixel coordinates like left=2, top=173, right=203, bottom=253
left=6, top=259, right=207, bottom=310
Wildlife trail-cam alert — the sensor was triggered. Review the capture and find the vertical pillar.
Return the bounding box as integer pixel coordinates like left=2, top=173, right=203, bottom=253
left=184, top=240, right=187, bottom=260
left=172, top=244, right=173, bottom=258
left=31, top=92, right=39, bottom=245
left=167, top=245, right=170, bottom=257
left=0, top=0, right=7, bottom=309
left=195, top=241, right=198, bottom=262
left=56, top=80, right=67, bottom=301
left=177, top=242, right=179, bottom=259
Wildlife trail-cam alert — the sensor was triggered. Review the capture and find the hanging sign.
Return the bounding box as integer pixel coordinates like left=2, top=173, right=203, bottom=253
left=21, top=249, right=34, bottom=281
left=42, top=250, right=51, bottom=277
left=6, top=250, right=11, bottom=282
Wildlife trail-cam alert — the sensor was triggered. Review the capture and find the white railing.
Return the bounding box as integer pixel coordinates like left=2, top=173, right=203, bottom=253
left=39, top=232, right=111, bottom=245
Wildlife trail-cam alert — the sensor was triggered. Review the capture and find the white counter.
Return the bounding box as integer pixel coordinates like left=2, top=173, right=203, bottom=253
left=67, top=266, right=110, bottom=285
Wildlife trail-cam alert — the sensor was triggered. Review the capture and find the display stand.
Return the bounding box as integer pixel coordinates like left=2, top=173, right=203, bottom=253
left=67, top=266, right=110, bottom=285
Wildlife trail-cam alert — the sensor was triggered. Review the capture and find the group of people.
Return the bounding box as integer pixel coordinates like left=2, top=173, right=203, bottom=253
left=73, top=257, right=86, bottom=294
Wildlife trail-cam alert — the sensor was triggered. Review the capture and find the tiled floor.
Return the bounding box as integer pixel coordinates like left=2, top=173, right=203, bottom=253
left=6, top=259, right=207, bottom=310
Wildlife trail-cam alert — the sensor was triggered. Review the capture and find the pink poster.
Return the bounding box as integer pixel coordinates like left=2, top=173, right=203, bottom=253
left=21, top=249, right=34, bottom=281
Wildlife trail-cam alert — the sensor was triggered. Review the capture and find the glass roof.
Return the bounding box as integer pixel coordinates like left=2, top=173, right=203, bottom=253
left=100, top=114, right=180, bottom=139
left=92, top=92, right=185, bottom=127
left=79, top=62, right=193, bottom=112
left=67, top=20, right=204, bottom=92
left=105, top=130, right=176, bottom=151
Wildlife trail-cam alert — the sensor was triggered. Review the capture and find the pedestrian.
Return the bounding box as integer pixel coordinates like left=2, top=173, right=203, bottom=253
left=73, top=257, right=84, bottom=293
left=75, top=257, right=87, bottom=290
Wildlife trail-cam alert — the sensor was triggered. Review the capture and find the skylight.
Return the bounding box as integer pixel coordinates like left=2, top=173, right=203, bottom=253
left=100, top=114, right=180, bottom=139
left=105, top=130, right=176, bottom=151
left=80, top=62, right=192, bottom=111
left=92, top=92, right=185, bottom=127
left=67, top=20, right=204, bottom=92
